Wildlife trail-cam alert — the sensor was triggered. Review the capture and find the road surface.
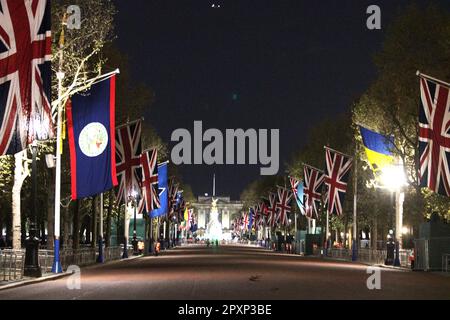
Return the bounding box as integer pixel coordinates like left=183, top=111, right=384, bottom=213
left=1, top=245, right=449, bottom=300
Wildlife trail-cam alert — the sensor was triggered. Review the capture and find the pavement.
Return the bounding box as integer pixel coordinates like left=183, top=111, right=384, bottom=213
left=0, top=244, right=449, bottom=300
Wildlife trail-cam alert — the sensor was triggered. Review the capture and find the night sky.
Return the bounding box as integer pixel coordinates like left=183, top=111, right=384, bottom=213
left=113, top=0, right=450, bottom=199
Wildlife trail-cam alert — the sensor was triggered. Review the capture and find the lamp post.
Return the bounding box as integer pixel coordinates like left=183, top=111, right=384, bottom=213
left=51, top=16, right=66, bottom=274
left=122, top=202, right=129, bottom=259
left=131, top=193, right=138, bottom=255
left=380, top=163, right=406, bottom=267
left=23, top=140, right=41, bottom=277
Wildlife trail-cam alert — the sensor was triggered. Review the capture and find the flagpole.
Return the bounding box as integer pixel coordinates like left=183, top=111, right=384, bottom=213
left=294, top=210, right=297, bottom=253
left=51, top=19, right=66, bottom=273
left=352, top=149, right=358, bottom=261
left=97, top=193, right=104, bottom=263
left=323, top=146, right=353, bottom=159
left=302, top=163, right=324, bottom=174
left=326, top=209, right=329, bottom=256
left=52, top=68, right=120, bottom=110
left=416, top=70, right=450, bottom=87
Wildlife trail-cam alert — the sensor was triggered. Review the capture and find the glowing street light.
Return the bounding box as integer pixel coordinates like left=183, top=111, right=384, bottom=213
left=377, top=162, right=407, bottom=266
left=402, top=226, right=409, bottom=235
left=380, top=164, right=407, bottom=191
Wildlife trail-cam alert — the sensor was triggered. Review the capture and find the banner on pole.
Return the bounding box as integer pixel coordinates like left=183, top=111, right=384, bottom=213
left=150, top=162, right=168, bottom=218
left=67, top=76, right=118, bottom=199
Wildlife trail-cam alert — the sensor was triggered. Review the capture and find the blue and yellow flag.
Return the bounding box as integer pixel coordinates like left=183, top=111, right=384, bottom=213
left=359, top=126, right=395, bottom=173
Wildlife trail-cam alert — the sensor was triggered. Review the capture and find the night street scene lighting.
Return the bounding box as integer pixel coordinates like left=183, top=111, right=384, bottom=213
left=0, top=1, right=450, bottom=313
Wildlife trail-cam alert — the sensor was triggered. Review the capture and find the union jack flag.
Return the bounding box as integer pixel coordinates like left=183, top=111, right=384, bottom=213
left=242, top=212, right=249, bottom=231
left=168, top=178, right=179, bottom=216
left=0, top=0, right=52, bottom=155
left=419, top=75, right=450, bottom=196
left=254, top=202, right=266, bottom=228
left=140, top=148, right=160, bottom=212
left=324, top=147, right=352, bottom=215
left=115, top=119, right=142, bottom=204
left=303, top=164, right=325, bottom=219
left=276, top=187, right=293, bottom=226
left=266, top=192, right=278, bottom=228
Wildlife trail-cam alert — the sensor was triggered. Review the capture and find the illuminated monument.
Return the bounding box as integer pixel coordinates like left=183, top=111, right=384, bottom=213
left=205, top=198, right=223, bottom=241
left=191, top=175, right=243, bottom=240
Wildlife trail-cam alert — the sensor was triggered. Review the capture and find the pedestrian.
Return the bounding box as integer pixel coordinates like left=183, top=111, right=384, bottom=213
left=155, top=239, right=161, bottom=256
left=0, top=235, right=5, bottom=249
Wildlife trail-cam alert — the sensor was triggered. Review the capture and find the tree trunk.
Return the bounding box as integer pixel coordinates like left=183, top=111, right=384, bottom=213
left=84, top=214, right=91, bottom=244
left=12, top=150, right=29, bottom=249
left=20, top=215, right=26, bottom=246
left=116, top=205, right=121, bottom=245
left=105, top=190, right=113, bottom=247
left=0, top=209, right=3, bottom=240
left=343, top=219, right=348, bottom=249
left=373, top=216, right=378, bottom=249
left=91, top=196, right=98, bottom=248
left=73, top=199, right=80, bottom=250
left=6, top=213, right=12, bottom=247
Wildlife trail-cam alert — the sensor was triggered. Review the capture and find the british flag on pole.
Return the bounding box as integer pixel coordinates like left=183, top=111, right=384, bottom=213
left=303, top=164, right=325, bottom=219
left=0, top=0, right=53, bottom=155
left=418, top=73, right=450, bottom=197
left=275, top=187, right=292, bottom=226
left=266, top=192, right=278, bottom=228
left=140, top=148, right=160, bottom=213
left=242, top=211, right=249, bottom=231
left=168, top=177, right=179, bottom=217
left=115, top=119, right=142, bottom=204
left=324, top=147, right=352, bottom=216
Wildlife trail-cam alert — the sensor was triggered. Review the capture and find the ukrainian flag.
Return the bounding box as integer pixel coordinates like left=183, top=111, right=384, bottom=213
left=359, top=126, right=395, bottom=173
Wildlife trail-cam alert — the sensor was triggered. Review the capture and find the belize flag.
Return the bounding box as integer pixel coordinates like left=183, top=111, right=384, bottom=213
left=67, top=76, right=118, bottom=199
left=150, top=162, right=168, bottom=218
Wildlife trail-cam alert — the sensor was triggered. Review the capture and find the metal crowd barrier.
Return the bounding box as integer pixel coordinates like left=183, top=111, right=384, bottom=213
left=1, top=246, right=133, bottom=282
left=0, top=249, right=25, bottom=281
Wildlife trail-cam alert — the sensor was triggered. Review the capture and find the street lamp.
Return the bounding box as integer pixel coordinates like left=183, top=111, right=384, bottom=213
left=376, top=163, right=407, bottom=267
left=131, top=190, right=139, bottom=255
left=23, top=140, right=42, bottom=277
left=122, top=203, right=128, bottom=259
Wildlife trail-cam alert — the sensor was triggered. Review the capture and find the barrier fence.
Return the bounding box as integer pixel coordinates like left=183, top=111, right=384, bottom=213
left=251, top=240, right=412, bottom=268
left=0, top=249, right=25, bottom=281
left=0, top=246, right=134, bottom=282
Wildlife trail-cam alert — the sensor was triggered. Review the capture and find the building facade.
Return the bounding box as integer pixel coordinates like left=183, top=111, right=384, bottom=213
left=191, top=196, right=243, bottom=240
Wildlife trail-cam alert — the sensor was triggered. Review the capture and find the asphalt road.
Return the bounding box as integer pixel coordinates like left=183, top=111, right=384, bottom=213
left=1, top=245, right=449, bottom=300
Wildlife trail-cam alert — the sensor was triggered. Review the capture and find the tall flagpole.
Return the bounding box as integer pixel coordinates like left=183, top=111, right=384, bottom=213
left=97, top=193, right=104, bottom=263
left=326, top=209, right=329, bottom=255
left=352, top=152, right=358, bottom=261
left=213, top=173, right=216, bottom=197
left=51, top=18, right=65, bottom=273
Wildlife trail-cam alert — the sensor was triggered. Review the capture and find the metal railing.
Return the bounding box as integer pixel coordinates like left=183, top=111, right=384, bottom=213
left=327, top=248, right=411, bottom=267
left=1, top=246, right=134, bottom=282
left=0, top=249, right=25, bottom=281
